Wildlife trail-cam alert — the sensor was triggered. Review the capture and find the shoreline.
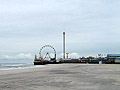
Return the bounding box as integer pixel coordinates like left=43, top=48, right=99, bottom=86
left=0, top=65, right=45, bottom=71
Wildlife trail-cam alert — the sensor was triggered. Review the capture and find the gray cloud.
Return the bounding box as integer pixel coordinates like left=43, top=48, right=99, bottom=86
left=0, top=0, right=120, bottom=58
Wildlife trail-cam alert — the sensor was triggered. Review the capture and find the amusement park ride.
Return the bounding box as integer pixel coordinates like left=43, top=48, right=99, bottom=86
left=34, top=45, right=57, bottom=65
left=34, top=32, right=66, bottom=65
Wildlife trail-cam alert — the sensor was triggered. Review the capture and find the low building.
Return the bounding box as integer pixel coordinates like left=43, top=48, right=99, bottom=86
left=107, top=54, right=120, bottom=63
left=115, top=57, right=120, bottom=63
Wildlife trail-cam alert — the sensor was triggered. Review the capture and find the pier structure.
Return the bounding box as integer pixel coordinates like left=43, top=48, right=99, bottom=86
left=34, top=32, right=120, bottom=65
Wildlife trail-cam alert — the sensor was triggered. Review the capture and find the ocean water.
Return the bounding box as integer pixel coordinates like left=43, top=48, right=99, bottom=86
left=0, top=63, right=45, bottom=70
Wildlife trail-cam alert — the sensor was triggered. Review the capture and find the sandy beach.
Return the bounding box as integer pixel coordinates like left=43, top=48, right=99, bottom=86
left=0, top=64, right=120, bottom=90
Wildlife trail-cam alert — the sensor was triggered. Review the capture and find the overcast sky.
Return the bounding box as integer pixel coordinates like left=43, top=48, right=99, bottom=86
left=0, top=0, right=120, bottom=61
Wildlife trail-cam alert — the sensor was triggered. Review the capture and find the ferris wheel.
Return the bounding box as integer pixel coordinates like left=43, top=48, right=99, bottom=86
left=39, top=45, right=56, bottom=61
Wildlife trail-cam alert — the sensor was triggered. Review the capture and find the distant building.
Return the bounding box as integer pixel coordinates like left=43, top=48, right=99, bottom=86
left=115, top=57, right=120, bottom=63
left=107, top=54, right=120, bottom=63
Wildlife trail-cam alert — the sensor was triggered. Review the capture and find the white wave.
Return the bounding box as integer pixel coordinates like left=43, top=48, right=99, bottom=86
left=0, top=63, right=45, bottom=70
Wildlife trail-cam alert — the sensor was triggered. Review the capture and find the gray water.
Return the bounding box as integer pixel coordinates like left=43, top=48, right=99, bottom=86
left=0, top=63, right=45, bottom=70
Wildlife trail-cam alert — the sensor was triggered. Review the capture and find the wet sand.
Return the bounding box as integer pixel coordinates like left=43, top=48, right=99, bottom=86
left=0, top=64, right=120, bottom=90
